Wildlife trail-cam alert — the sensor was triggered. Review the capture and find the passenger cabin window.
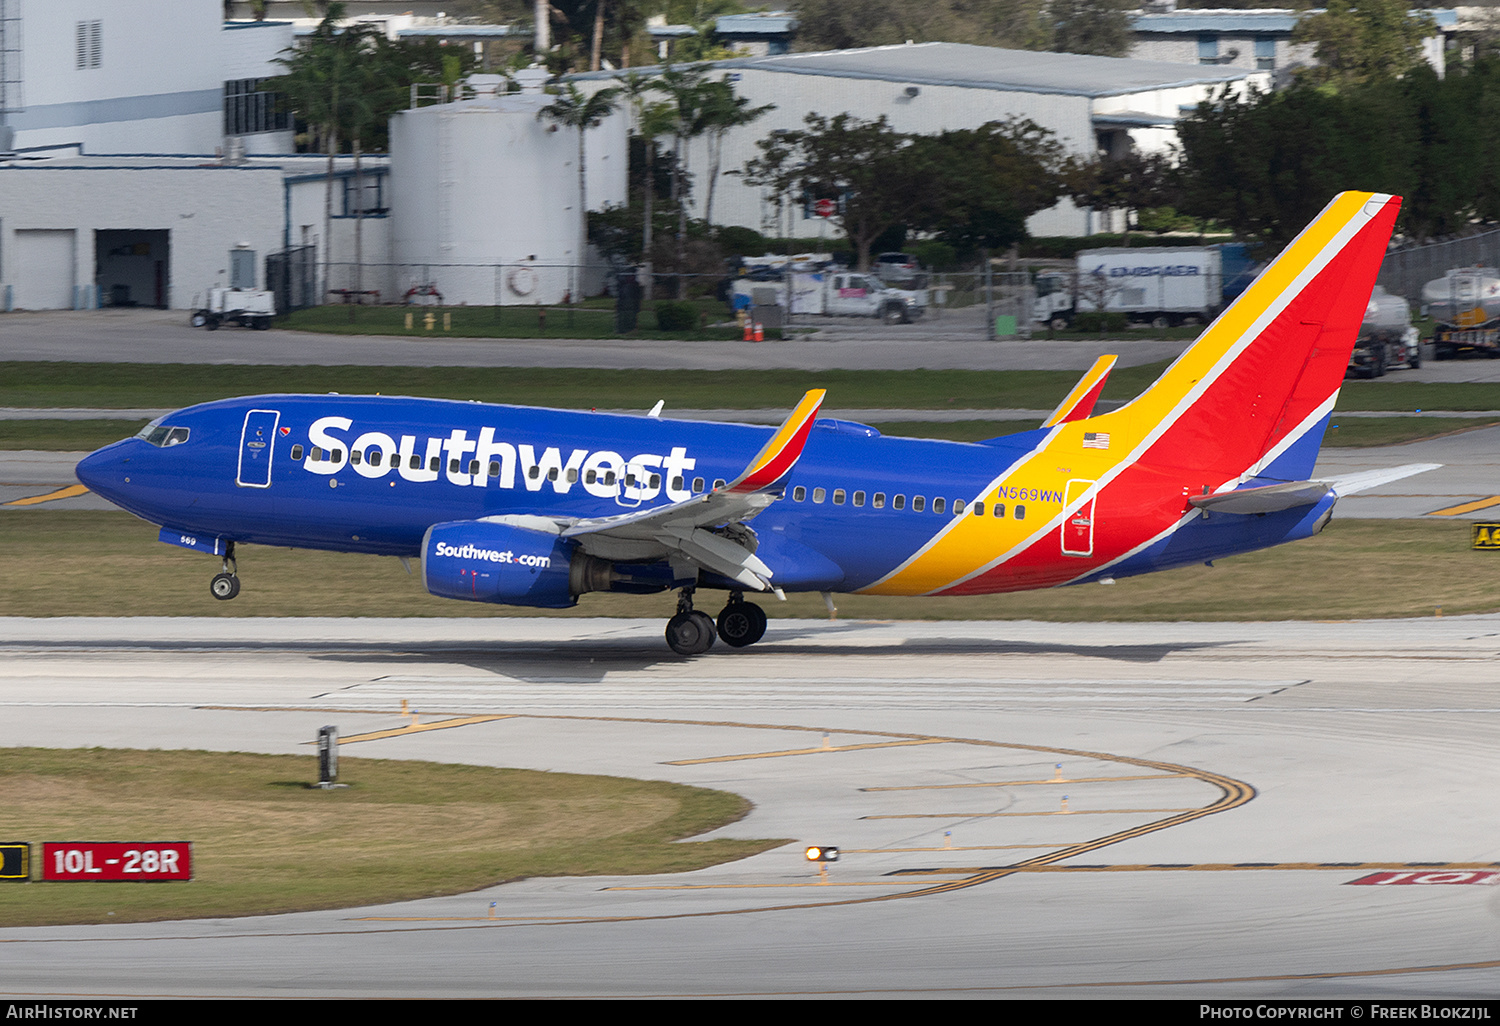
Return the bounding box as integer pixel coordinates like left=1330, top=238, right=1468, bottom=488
left=873, top=493, right=885, bottom=509
left=833, top=489, right=846, bottom=505
left=953, top=499, right=965, bottom=515
left=290, top=444, right=304, bottom=461
left=972, top=501, right=983, bottom=516
left=693, top=477, right=704, bottom=492
left=714, top=479, right=727, bottom=489
left=812, top=487, right=826, bottom=504
left=793, top=486, right=806, bottom=501
left=853, top=491, right=865, bottom=507
left=1015, top=505, right=1026, bottom=520
left=350, top=450, right=362, bottom=465
left=912, top=496, right=925, bottom=513
left=893, top=495, right=905, bottom=510
left=932, top=497, right=945, bottom=514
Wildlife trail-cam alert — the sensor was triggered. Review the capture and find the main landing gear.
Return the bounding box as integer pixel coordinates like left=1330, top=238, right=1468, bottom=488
left=209, top=542, right=240, bottom=601
left=664, top=588, right=768, bottom=655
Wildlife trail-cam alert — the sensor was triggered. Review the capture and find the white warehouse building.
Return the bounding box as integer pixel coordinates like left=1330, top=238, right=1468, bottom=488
left=572, top=42, right=1269, bottom=238
left=0, top=1, right=295, bottom=157
left=0, top=154, right=391, bottom=312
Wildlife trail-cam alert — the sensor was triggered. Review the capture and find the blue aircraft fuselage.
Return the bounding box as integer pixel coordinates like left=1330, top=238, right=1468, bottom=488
left=76, top=394, right=1044, bottom=595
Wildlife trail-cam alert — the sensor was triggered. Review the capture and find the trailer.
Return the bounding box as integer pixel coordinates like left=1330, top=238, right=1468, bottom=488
left=1425, top=267, right=1500, bottom=360
left=190, top=287, right=276, bottom=331
left=1033, top=246, right=1225, bottom=330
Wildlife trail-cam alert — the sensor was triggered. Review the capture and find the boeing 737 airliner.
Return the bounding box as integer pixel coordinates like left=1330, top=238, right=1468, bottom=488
left=76, top=192, right=1435, bottom=654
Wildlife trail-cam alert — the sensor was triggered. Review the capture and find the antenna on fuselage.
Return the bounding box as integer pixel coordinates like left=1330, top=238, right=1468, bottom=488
left=647, top=400, right=664, bottom=418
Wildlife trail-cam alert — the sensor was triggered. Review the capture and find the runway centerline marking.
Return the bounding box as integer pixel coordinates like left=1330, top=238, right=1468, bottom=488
left=2, top=484, right=89, bottom=507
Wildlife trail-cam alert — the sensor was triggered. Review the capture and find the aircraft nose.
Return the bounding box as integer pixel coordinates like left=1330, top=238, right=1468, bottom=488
left=75, top=444, right=129, bottom=500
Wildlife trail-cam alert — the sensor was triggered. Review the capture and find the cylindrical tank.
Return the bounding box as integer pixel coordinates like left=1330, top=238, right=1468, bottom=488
left=1362, top=285, right=1411, bottom=339
left=1422, top=267, right=1500, bottom=327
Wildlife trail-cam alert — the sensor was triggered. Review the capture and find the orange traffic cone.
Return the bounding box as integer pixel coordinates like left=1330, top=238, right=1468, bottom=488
left=753, top=322, right=764, bottom=342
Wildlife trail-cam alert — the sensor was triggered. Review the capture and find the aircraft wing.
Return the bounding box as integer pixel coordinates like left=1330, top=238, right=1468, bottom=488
left=484, top=390, right=827, bottom=592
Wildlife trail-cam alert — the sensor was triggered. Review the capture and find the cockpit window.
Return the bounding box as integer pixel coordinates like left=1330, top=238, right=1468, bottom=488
left=136, top=422, right=190, bottom=447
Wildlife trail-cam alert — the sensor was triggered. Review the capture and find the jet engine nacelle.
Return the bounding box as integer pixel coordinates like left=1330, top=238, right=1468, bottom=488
left=421, top=520, right=579, bottom=608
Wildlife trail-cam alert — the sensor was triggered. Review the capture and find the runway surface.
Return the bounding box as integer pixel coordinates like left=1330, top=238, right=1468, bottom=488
left=2, top=615, right=1499, bottom=999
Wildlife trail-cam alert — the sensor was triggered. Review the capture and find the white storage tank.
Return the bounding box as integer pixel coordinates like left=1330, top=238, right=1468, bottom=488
left=388, top=81, right=627, bottom=306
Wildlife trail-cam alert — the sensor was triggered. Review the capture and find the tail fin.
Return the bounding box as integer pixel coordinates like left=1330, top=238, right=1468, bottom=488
left=1097, top=192, right=1400, bottom=485
left=1043, top=354, right=1117, bottom=427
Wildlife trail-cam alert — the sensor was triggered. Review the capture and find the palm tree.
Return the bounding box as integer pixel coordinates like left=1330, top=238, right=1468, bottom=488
left=621, top=72, right=673, bottom=299
left=269, top=4, right=380, bottom=300
left=538, top=82, right=623, bottom=301
left=697, top=76, right=773, bottom=228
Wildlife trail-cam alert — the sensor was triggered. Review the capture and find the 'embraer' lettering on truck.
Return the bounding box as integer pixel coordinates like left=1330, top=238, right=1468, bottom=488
left=301, top=416, right=697, bottom=501
left=1093, top=264, right=1202, bottom=278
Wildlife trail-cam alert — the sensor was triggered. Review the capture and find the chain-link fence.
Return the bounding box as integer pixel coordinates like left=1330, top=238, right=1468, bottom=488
left=301, top=259, right=1042, bottom=338
left=1378, top=228, right=1500, bottom=305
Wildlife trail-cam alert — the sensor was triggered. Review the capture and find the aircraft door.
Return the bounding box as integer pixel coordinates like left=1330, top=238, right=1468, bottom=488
left=1061, top=478, right=1096, bottom=557
left=237, top=409, right=281, bottom=488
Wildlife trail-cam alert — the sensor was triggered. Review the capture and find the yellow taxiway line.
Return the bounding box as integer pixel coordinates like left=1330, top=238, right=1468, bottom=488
left=2, top=484, right=89, bottom=507
left=1428, top=495, right=1500, bottom=516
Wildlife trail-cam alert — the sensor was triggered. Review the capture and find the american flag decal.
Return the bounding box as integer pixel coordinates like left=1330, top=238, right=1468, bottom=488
left=1082, top=432, right=1110, bottom=449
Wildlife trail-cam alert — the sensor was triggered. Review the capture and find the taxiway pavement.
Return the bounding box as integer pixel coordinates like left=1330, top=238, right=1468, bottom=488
left=1, top=615, right=1499, bottom=998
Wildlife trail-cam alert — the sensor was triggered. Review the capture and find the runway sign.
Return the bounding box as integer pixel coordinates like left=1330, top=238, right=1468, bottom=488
left=1348, top=870, right=1500, bottom=886
left=1471, top=523, right=1500, bottom=549
left=0, top=843, right=27, bottom=880
left=41, top=842, right=192, bottom=881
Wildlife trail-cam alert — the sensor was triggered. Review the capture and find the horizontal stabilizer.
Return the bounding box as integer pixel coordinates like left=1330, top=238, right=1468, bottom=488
left=1189, top=463, right=1441, bottom=515
left=1323, top=463, right=1442, bottom=496
left=1190, top=481, right=1331, bottom=515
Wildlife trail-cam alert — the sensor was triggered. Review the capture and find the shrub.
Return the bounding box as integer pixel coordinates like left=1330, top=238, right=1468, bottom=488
left=654, top=300, right=698, bottom=332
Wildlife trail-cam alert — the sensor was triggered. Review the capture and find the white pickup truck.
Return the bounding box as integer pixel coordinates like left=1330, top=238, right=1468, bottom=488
left=733, top=270, right=926, bottom=324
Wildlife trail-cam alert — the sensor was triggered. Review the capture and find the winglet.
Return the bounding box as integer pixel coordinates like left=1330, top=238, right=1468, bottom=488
left=1042, top=355, right=1117, bottom=428
left=724, top=389, right=826, bottom=494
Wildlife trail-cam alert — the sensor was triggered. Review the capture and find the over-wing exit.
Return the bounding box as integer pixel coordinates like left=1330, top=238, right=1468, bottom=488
left=77, top=193, right=1435, bottom=655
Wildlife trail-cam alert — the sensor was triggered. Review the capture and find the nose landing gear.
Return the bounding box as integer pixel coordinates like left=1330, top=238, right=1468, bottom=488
left=209, top=543, right=240, bottom=601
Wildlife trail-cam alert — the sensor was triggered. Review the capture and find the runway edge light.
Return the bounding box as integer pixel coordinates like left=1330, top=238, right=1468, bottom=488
left=805, top=845, right=838, bottom=862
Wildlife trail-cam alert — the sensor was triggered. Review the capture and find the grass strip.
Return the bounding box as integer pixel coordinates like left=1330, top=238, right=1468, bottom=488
left=0, top=748, right=781, bottom=926
left=0, top=512, right=1492, bottom=622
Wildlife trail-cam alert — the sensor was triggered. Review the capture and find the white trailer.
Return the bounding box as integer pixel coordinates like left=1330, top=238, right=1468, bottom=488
left=1034, top=246, right=1223, bottom=329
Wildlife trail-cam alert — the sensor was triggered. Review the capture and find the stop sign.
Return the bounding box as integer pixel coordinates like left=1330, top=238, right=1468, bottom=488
left=813, top=198, right=836, bottom=218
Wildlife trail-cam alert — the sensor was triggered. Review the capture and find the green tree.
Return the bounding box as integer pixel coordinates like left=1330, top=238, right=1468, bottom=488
left=620, top=71, right=679, bottom=297
left=913, top=119, right=1066, bottom=257
left=538, top=82, right=624, bottom=298
left=743, top=113, right=929, bottom=270
left=1062, top=149, right=1180, bottom=245
left=791, top=0, right=1051, bottom=52
left=1050, top=0, right=1133, bottom=58
left=1292, top=0, right=1438, bottom=87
